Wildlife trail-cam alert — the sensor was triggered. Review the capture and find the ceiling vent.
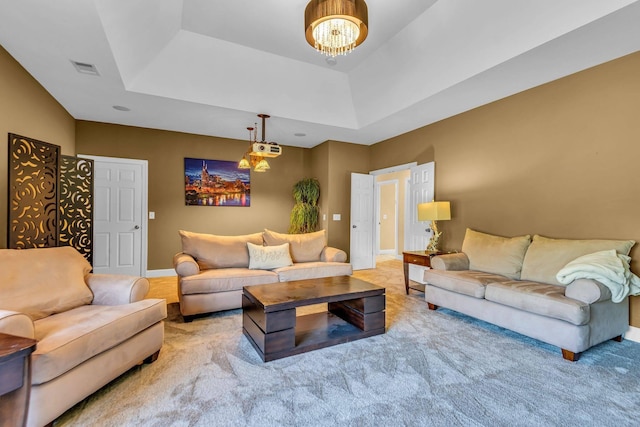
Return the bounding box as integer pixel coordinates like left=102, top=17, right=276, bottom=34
left=70, top=60, right=99, bottom=76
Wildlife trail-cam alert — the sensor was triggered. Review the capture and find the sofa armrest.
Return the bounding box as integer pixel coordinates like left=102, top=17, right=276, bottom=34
left=0, top=310, right=35, bottom=339
left=430, top=253, right=469, bottom=271
left=565, top=279, right=612, bottom=304
left=86, top=274, right=150, bottom=305
left=173, top=252, right=200, bottom=277
left=321, top=246, right=347, bottom=263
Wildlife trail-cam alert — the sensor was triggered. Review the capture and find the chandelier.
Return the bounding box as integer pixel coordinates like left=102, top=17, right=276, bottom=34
left=304, top=0, right=368, bottom=57
left=238, top=114, right=282, bottom=173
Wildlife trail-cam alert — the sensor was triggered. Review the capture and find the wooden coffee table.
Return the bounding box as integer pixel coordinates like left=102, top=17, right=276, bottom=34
left=242, top=276, right=385, bottom=362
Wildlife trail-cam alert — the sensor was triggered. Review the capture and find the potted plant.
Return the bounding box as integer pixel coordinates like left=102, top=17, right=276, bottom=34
left=289, top=178, right=320, bottom=233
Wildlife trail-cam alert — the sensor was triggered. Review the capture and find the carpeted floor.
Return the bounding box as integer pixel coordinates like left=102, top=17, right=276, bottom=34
left=56, top=260, right=640, bottom=426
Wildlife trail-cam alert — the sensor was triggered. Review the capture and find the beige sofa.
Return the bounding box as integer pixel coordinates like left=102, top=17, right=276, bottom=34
left=0, top=246, right=167, bottom=427
left=174, top=229, right=353, bottom=320
left=424, top=229, right=634, bottom=361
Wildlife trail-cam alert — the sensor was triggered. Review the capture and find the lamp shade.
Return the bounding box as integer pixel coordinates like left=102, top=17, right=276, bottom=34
left=417, top=201, right=451, bottom=221
left=305, top=0, right=369, bottom=57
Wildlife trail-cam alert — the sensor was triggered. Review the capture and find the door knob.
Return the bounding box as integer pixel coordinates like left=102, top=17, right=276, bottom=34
left=352, top=225, right=357, bottom=228
left=134, top=225, right=140, bottom=229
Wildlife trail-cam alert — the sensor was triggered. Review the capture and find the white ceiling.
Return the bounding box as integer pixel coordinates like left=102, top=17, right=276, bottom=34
left=1, top=0, right=639, bottom=149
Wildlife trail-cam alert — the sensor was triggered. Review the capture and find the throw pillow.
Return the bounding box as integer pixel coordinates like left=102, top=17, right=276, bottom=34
left=520, top=235, right=635, bottom=286
left=247, top=242, right=293, bottom=270
left=461, top=228, right=531, bottom=280
left=179, top=230, right=264, bottom=269
left=263, top=229, right=326, bottom=263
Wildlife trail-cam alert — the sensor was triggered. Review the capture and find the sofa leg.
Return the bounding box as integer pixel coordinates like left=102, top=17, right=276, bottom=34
left=183, top=315, right=195, bottom=323
left=143, top=350, right=160, bottom=364
left=427, top=303, right=438, bottom=310
left=561, top=349, right=580, bottom=362
left=612, top=335, right=623, bottom=342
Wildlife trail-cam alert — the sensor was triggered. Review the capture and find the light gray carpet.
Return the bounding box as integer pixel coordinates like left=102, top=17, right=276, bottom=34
left=57, top=262, right=640, bottom=426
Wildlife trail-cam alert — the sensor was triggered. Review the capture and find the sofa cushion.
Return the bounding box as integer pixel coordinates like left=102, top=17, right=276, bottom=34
left=423, top=269, right=513, bottom=299
left=247, top=242, right=293, bottom=270
left=485, top=280, right=590, bottom=326
left=180, top=268, right=279, bottom=295
left=263, top=229, right=326, bottom=263
left=461, top=229, right=531, bottom=280
left=0, top=246, right=93, bottom=321
left=520, top=235, right=635, bottom=286
left=274, top=262, right=353, bottom=282
left=179, top=230, right=264, bottom=269
left=31, top=299, right=166, bottom=385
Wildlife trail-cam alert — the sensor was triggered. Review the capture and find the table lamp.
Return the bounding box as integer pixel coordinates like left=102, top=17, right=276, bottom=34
left=417, top=201, right=451, bottom=252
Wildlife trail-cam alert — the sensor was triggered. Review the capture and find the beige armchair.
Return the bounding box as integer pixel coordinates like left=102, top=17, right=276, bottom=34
left=0, top=246, right=167, bottom=427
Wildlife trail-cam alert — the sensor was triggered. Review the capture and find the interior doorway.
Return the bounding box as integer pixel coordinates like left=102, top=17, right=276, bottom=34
left=79, top=155, right=148, bottom=277
left=371, top=163, right=414, bottom=260
left=350, top=162, right=435, bottom=270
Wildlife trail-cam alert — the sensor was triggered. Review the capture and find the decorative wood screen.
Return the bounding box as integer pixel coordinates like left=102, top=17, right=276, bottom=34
left=7, top=134, right=94, bottom=264
left=8, top=133, right=60, bottom=249
left=60, top=155, right=94, bottom=265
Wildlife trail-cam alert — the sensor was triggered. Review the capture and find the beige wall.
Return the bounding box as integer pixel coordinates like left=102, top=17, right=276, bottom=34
left=310, top=141, right=330, bottom=237
left=378, top=181, right=396, bottom=251
left=325, top=141, right=370, bottom=253
left=3, top=39, right=639, bottom=326
left=0, top=46, right=76, bottom=248
left=370, top=52, right=640, bottom=326
left=76, top=121, right=310, bottom=270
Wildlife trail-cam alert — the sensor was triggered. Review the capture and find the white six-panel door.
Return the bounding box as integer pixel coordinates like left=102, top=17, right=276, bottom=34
left=81, top=155, right=147, bottom=276
left=406, top=162, right=435, bottom=251
left=350, top=173, right=375, bottom=270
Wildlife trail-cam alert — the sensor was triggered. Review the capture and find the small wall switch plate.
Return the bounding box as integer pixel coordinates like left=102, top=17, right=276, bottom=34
left=323, top=214, right=327, bottom=221
left=149, top=211, right=155, bottom=219
left=332, top=214, right=341, bottom=221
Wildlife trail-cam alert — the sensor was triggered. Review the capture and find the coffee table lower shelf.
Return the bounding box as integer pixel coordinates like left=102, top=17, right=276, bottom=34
left=243, top=310, right=384, bottom=362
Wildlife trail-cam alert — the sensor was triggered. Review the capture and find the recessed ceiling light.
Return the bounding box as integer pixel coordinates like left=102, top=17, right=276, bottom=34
left=112, top=105, right=131, bottom=112
left=325, top=57, right=337, bottom=66
left=294, top=133, right=306, bottom=137
left=70, top=60, right=99, bottom=76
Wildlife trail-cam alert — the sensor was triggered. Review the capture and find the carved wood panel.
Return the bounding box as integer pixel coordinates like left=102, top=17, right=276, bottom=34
left=8, top=133, right=60, bottom=249
left=60, top=155, right=94, bottom=264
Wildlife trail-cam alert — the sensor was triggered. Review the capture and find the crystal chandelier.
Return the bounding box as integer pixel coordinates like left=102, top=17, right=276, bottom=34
left=305, top=0, right=368, bottom=57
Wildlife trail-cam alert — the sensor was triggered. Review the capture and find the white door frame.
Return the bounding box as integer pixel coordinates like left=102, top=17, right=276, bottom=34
left=79, top=154, right=148, bottom=277
left=370, top=162, right=417, bottom=259
left=403, top=175, right=411, bottom=252
left=375, top=179, right=399, bottom=255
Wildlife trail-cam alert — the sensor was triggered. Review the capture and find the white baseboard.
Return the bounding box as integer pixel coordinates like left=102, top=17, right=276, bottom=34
left=378, top=250, right=396, bottom=255
left=146, top=269, right=176, bottom=278
left=625, top=325, right=640, bottom=343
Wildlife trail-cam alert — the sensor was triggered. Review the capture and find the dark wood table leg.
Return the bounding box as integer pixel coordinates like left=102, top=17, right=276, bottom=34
left=403, top=260, right=410, bottom=294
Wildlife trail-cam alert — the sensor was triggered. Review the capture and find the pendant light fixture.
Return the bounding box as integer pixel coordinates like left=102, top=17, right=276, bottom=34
left=305, top=0, right=368, bottom=57
left=238, top=114, right=282, bottom=173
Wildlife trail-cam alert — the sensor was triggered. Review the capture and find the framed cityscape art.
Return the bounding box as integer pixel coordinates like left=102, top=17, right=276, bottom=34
left=184, top=157, right=250, bottom=206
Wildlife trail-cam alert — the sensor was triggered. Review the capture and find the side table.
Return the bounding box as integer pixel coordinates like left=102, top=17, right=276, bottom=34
left=402, top=250, right=442, bottom=295
left=0, top=333, right=37, bottom=427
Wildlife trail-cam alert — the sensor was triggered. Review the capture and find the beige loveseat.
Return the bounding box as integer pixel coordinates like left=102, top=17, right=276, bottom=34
left=173, top=229, right=353, bottom=320
left=0, top=246, right=167, bottom=427
left=424, top=229, right=635, bottom=361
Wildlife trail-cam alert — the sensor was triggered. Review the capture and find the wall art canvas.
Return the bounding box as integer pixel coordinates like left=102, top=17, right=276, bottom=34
left=184, top=158, right=250, bottom=206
